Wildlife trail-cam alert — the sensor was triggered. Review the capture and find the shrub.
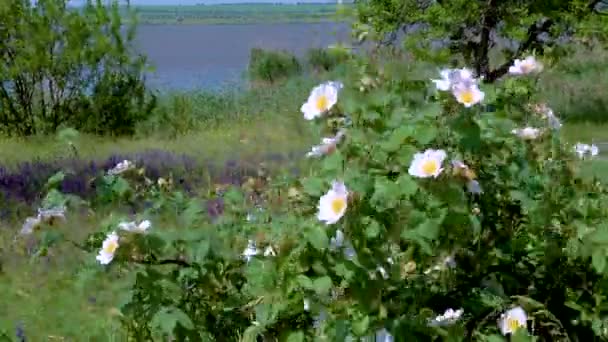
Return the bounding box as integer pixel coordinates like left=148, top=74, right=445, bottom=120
left=0, top=0, right=156, bottom=136
left=27, top=52, right=608, bottom=340
left=306, top=47, right=351, bottom=72
left=248, top=48, right=302, bottom=84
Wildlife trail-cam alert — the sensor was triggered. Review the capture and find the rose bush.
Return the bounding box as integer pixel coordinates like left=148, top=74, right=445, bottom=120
left=28, top=54, right=608, bottom=341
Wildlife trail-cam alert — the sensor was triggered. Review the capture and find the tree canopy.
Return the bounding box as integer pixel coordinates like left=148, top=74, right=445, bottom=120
left=355, top=0, right=608, bottom=81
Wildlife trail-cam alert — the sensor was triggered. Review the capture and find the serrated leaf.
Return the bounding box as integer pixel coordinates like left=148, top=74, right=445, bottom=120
left=286, top=331, right=305, bottom=342
left=224, top=187, right=244, bottom=205
left=592, top=249, right=606, bottom=273
left=352, top=315, right=370, bottom=336
left=296, top=275, right=314, bottom=289
left=382, top=126, right=414, bottom=152
left=182, top=200, right=203, bottom=227
left=301, top=177, right=325, bottom=196
left=313, top=276, right=333, bottom=295
left=419, top=102, right=442, bottom=118
left=112, top=177, right=130, bottom=196
left=187, top=239, right=210, bottom=263
left=485, top=335, right=506, bottom=342
left=396, top=174, right=418, bottom=197
left=150, top=307, right=194, bottom=333
left=414, top=124, right=438, bottom=145
left=416, top=218, right=441, bottom=240
left=365, top=220, right=381, bottom=238
left=370, top=178, right=401, bottom=211
left=322, top=150, right=344, bottom=173
left=306, top=225, right=329, bottom=250
left=333, top=262, right=355, bottom=281
left=45, top=171, right=65, bottom=189
left=590, top=225, right=608, bottom=244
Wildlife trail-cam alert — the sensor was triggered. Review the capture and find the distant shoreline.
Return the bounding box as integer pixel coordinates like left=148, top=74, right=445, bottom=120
left=119, top=3, right=354, bottom=25
left=129, top=18, right=350, bottom=25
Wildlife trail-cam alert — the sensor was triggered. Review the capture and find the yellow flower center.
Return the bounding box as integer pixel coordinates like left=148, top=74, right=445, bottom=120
left=315, top=95, right=329, bottom=112
left=507, top=317, right=524, bottom=332
left=330, top=197, right=346, bottom=215
left=421, top=159, right=439, bottom=176
left=458, top=90, right=474, bottom=104
left=104, top=240, right=118, bottom=254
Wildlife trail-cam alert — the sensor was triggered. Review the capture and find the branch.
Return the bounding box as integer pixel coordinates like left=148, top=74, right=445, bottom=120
left=486, top=0, right=604, bottom=82
left=133, top=256, right=192, bottom=268
left=475, top=0, right=499, bottom=77
left=485, top=18, right=554, bottom=82
left=66, top=239, right=192, bottom=267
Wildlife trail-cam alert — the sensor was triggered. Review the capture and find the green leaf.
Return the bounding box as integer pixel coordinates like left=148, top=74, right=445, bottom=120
left=296, top=275, right=314, bottom=289
left=41, top=189, right=67, bottom=208
left=485, top=335, right=506, bottom=342
left=286, top=331, right=305, bottom=342
left=186, top=239, right=210, bottom=263
left=306, top=225, right=329, bottom=250
left=416, top=218, right=441, bottom=240
left=419, top=102, right=442, bottom=118
left=182, top=200, right=203, bottom=228
left=512, top=329, right=535, bottom=342
left=352, top=315, right=370, bottom=336
left=322, top=150, right=344, bottom=173
left=590, top=225, right=608, bottom=244
left=414, top=124, right=438, bottom=145
left=396, top=174, right=418, bottom=198
left=254, top=303, right=277, bottom=326
left=150, top=307, right=194, bottom=333
left=224, top=187, right=244, bottom=205
left=301, top=177, right=325, bottom=196
left=370, top=178, right=401, bottom=211
left=365, top=220, right=381, bottom=238
left=40, top=230, right=63, bottom=248
left=45, top=171, right=65, bottom=189
left=381, top=126, right=414, bottom=152
left=112, top=177, right=130, bottom=196
left=313, top=276, right=333, bottom=295
left=333, top=262, right=355, bottom=281
left=592, top=249, right=606, bottom=273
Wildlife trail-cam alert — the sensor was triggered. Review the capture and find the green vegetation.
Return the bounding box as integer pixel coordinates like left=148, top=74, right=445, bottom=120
left=248, top=48, right=303, bottom=84
left=247, top=46, right=353, bottom=84
left=355, top=0, right=608, bottom=80
left=0, top=0, right=154, bottom=137
left=3, top=0, right=608, bottom=340
left=306, top=46, right=352, bottom=72
left=125, top=3, right=354, bottom=25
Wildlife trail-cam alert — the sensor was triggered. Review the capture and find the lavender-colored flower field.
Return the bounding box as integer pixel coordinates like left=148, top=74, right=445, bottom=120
left=0, top=149, right=303, bottom=221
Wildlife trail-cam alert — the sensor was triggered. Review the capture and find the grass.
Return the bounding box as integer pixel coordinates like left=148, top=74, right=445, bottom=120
left=123, top=4, right=354, bottom=25
left=0, top=118, right=314, bottom=167
left=0, top=212, right=128, bottom=340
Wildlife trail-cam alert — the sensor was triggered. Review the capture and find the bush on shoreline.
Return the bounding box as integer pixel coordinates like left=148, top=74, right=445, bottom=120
left=0, top=0, right=155, bottom=137
left=248, top=48, right=302, bottom=84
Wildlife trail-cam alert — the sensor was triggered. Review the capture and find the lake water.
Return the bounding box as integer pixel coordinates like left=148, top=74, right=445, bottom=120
left=134, top=22, right=351, bottom=91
